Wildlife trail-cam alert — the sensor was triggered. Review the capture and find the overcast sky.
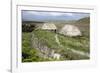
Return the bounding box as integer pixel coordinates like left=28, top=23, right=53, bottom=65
left=22, top=10, right=90, bottom=22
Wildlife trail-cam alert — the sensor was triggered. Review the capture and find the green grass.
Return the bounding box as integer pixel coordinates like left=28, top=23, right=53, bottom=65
left=33, top=30, right=89, bottom=53
left=58, top=35, right=89, bottom=53
left=22, top=29, right=90, bottom=62
left=22, top=32, right=61, bottom=62
left=33, top=30, right=60, bottom=49
left=22, top=32, right=41, bottom=62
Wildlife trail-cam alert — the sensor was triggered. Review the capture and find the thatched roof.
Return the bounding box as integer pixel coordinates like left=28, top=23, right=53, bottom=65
left=41, top=23, right=57, bottom=30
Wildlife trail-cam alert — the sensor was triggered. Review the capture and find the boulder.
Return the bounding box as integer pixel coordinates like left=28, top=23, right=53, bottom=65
left=59, top=25, right=82, bottom=36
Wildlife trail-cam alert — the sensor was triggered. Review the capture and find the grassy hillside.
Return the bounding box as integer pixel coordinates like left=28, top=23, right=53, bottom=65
left=75, top=17, right=90, bottom=37
left=33, top=30, right=60, bottom=49
left=77, top=17, right=90, bottom=24
left=22, top=29, right=90, bottom=62
left=22, top=32, right=49, bottom=62
left=22, top=17, right=90, bottom=62
left=33, top=30, right=89, bottom=53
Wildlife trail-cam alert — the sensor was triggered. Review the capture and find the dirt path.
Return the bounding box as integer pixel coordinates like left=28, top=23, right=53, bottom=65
left=54, top=34, right=89, bottom=57
left=55, top=34, right=62, bottom=47
left=67, top=48, right=89, bottom=57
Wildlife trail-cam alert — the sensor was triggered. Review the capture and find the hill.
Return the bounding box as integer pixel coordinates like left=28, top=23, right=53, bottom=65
left=22, top=29, right=90, bottom=62
left=76, top=17, right=90, bottom=24
left=75, top=17, right=90, bottom=37
left=22, top=17, right=90, bottom=62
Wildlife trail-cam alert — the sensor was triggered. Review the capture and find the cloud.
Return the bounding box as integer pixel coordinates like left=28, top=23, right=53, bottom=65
left=22, top=10, right=90, bottom=21
left=49, top=12, right=63, bottom=16
left=26, top=11, right=40, bottom=15
left=46, top=12, right=74, bottom=16
left=22, top=11, right=75, bottom=17
left=25, top=11, right=63, bottom=16
left=65, top=13, right=74, bottom=16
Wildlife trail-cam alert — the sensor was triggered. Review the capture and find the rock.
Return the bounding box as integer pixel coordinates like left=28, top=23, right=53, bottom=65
left=53, top=53, right=61, bottom=60
left=31, top=33, right=54, bottom=58
left=59, top=25, right=82, bottom=37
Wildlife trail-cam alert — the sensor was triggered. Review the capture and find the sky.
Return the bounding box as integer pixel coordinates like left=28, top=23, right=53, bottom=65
left=22, top=10, right=90, bottom=22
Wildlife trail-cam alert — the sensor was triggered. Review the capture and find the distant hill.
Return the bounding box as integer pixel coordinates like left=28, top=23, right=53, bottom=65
left=22, top=21, right=44, bottom=24
left=75, top=17, right=90, bottom=37
left=76, top=17, right=90, bottom=24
